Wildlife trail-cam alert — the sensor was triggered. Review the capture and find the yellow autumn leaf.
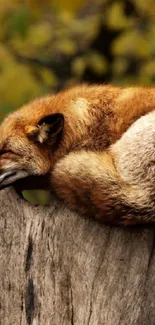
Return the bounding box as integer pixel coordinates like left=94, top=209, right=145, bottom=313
left=72, top=57, right=86, bottom=76
left=40, top=68, right=57, bottom=87
left=134, top=0, right=155, bottom=17
left=112, top=57, right=128, bottom=75
left=28, top=22, right=52, bottom=47
left=141, top=60, right=155, bottom=76
left=54, top=39, right=76, bottom=55
left=87, top=52, right=107, bottom=75
left=52, top=0, right=84, bottom=15
left=0, top=47, right=41, bottom=107
left=107, top=2, right=133, bottom=29
left=112, top=31, right=152, bottom=58
left=0, top=0, right=20, bottom=12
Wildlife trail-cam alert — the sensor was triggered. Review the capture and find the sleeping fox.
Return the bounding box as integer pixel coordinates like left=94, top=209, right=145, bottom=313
left=0, top=84, right=155, bottom=225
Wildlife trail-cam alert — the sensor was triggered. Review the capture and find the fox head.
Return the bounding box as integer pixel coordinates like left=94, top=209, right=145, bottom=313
left=0, top=85, right=93, bottom=191
left=0, top=83, right=126, bottom=191
left=0, top=97, right=65, bottom=190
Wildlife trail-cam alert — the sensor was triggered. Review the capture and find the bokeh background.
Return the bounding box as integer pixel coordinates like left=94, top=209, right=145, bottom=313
left=1, top=0, right=155, bottom=203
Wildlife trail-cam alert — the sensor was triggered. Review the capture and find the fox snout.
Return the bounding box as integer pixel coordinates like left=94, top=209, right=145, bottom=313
left=0, top=167, right=29, bottom=189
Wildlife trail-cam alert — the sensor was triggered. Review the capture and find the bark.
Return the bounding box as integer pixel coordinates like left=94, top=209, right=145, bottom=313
left=0, top=188, right=155, bottom=325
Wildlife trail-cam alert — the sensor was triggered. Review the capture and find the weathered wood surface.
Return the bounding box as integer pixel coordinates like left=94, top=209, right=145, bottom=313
left=0, top=188, right=155, bottom=325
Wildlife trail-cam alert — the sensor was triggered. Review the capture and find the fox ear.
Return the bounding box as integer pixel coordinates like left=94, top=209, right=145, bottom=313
left=26, top=113, right=64, bottom=144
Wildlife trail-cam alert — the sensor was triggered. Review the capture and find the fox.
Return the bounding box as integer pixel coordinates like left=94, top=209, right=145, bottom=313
left=1, top=84, right=155, bottom=225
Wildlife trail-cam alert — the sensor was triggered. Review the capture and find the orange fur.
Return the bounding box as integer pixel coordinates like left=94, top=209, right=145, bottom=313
left=0, top=84, right=155, bottom=224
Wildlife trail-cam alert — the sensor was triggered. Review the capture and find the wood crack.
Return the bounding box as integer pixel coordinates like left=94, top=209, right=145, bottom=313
left=147, top=229, right=155, bottom=269
left=70, top=285, right=74, bottom=325
left=87, top=227, right=112, bottom=325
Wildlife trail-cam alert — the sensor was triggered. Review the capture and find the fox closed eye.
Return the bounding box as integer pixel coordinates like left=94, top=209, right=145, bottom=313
left=0, top=150, right=11, bottom=156
left=0, top=150, right=6, bottom=156
left=0, top=149, right=20, bottom=157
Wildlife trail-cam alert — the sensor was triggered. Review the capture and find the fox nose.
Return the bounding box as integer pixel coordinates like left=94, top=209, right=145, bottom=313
left=0, top=170, right=17, bottom=185
left=0, top=168, right=30, bottom=190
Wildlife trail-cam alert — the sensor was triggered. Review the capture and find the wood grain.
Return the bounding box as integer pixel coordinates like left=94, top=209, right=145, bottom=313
left=0, top=188, right=155, bottom=325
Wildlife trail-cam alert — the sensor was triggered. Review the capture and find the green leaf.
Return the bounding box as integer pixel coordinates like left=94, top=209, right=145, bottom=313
left=8, top=7, right=31, bottom=37
left=22, top=190, right=50, bottom=205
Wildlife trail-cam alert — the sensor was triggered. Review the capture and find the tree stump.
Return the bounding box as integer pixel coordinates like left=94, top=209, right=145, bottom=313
left=0, top=188, right=155, bottom=325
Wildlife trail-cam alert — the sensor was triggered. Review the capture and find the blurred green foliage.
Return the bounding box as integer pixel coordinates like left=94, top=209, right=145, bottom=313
left=1, top=0, right=155, bottom=119
left=1, top=0, right=155, bottom=203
